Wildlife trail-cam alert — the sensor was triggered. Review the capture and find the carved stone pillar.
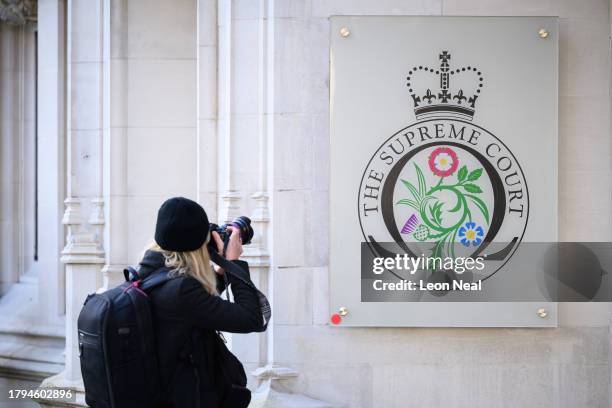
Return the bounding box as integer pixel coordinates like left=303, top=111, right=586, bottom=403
left=37, top=0, right=67, bottom=324
left=0, top=21, right=20, bottom=292
left=37, top=0, right=108, bottom=402
left=100, top=0, right=127, bottom=290
left=219, top=191, right=242, bottom=224
left=60, top=198, right=104, bottom=382
left=197, top=0, right=218, bottom=221
left=241, top=192, right=271, bottom=366
left=58, top=0, right=108, bottom=379
left=57, top=0, right=108, bottom=382
left=211, top=2, right=328, bottom=405
left=0, top=0, right=40, bottom=295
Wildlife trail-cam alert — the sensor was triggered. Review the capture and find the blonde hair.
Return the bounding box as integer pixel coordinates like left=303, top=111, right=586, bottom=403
left=145, top=237, right=218, bottom=296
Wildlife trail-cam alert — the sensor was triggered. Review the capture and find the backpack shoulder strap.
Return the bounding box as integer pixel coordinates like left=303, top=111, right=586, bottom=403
left=139, top=268, right=172, bottom=292
left=124, top=266, right=140, bottom=281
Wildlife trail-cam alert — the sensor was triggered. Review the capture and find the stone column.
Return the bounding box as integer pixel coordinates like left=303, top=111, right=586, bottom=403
left=197, top=0, right=218, bottom=220
left=213, top=1, right=309, bottom=401
left=242, top=193, right=272, bottom=367
left=217, top=0, right=240, bottom=225
left=100, top=0, right=127, bottom=289
left=38, top=0, right=108, bottom=398
left=61, top=198, right=104, bottom=382
left=37, top=0, right=67, bottom=324
left=19, top=21, right=37, bottom=279
left=0, top=21, right=21, bottom=293
left=59, top=0, right=108, bottom=382
left=0, top=0, right=41, bottom=297
left=60, top=0, right=108, bottom=376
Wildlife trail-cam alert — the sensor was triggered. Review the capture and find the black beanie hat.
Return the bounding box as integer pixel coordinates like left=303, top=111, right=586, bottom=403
left=154, top=197, right=210, bottom=252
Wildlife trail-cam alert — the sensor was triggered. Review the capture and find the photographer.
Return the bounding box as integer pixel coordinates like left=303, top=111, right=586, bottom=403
left=136, top=197, right=265, bottom=407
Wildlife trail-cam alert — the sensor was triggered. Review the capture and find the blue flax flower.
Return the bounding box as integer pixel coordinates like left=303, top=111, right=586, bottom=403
left=458, top=221, right=484, bottom=246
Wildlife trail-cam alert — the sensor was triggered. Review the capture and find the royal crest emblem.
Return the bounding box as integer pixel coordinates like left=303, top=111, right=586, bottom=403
left=358, top=51, right=529, bottom=280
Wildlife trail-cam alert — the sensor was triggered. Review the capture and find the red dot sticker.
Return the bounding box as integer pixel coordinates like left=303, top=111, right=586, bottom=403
left=331, top=313, right=342, bottom=325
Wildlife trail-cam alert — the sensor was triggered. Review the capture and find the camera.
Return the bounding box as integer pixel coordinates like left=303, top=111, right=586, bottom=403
left=209, top=216, right=254, bottom=246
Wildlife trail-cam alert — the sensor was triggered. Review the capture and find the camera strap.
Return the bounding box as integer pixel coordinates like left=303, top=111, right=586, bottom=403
left=221, top=235, right=231, bottom=302
left=214, top=246, right=271, bottom=332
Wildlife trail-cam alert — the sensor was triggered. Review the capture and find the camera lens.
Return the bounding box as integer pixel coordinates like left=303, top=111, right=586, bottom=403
left=232, top=216, right=254, bottom=245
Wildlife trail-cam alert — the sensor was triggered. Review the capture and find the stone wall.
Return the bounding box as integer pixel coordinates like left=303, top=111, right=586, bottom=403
left=49, top=0, right=612, bottom=406
left=265, top=0, right=612, bottom=406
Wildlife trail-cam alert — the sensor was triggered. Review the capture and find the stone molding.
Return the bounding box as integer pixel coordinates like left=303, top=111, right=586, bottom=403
left=251, top=365, right=341, bottom=408
left=60, top=198, right=104, bottom=265
left=0, top=0, right=37, bottom=25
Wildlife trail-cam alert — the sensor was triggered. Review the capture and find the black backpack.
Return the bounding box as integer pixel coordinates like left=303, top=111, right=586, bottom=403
left=78, top=259, right=268, bottom=408
left=77, top=268, right=171, bottom=408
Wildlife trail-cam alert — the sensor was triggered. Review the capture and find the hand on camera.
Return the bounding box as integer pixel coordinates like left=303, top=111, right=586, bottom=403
left=212, top=227, right=243, bottom=275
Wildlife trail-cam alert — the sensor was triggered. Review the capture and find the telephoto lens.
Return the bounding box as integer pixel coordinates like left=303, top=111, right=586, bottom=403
left=210, top=216, right=254, bottom=246
left=230, top=216, right=254, bottom=245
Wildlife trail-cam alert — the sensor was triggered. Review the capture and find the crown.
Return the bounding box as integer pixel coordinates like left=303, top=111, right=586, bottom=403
left=407, top=51, right=484, bottom=121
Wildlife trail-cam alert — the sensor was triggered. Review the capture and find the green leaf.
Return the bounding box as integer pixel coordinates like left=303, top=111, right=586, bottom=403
left=457, top=165, right=468, bottom=182
left=463, top=183, right=482, bottom=193
left=420, top=196, right=435, bottom=214
left=431, top=235, right=448, bottom=260
left=467, top=168, right=483, bottom=181
left=400, top=179, right=421, bottom=200
left=449, top=195, right=462, bottom=212
left=466, top=194, right=490, bottom=224
left=396, top=199, right=420, bottom=211
left=428, top=203, right=442, bottom=226
left=434, top=205, right=442, bottom=224
left=414, top=164, right=427, bottom=197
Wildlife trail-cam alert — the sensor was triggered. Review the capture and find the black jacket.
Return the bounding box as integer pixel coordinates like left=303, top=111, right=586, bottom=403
left=137, top=250, right=264, bottom=407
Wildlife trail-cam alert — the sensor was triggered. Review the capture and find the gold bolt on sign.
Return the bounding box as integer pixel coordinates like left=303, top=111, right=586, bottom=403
left=537, top=308, right=548, bottom=318
left=339, top=27, right=350, bottom=38
left=538, top=28, right=549, bottom=39
left=338, top=306, right=348, bottom=317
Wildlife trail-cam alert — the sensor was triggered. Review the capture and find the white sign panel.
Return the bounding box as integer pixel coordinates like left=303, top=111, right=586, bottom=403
left=330, top=16, right=558, bottom=327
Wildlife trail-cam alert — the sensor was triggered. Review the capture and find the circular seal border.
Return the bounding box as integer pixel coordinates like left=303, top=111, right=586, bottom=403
left=357, top=118, right=531, bottom=281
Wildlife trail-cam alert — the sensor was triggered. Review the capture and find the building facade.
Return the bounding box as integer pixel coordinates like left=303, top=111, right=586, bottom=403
left=0, top=0, right=611, bottom=406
